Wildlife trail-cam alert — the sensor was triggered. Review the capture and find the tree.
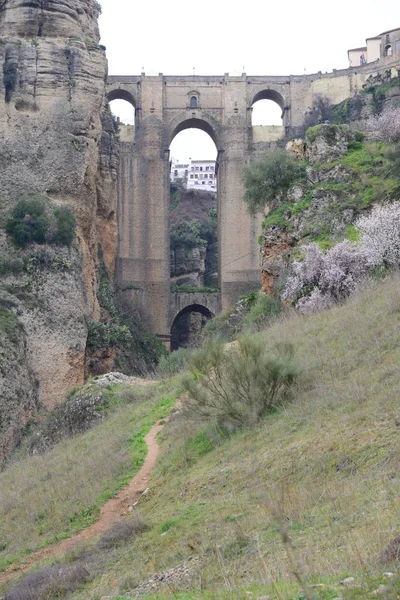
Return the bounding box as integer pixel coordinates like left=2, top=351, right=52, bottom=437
left=243, top=149, right=305, bottom=214
left=282, top=241, right=370, bottom=315
left=355, top=201, right=400, bottom=267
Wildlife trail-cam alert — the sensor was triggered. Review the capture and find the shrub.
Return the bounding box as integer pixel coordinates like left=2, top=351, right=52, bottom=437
left=97, top=516, right=148, bottom=549
left=170, top=219, right=206, bottom=250
left=182, top=335, right=299, bottom=431
left=366, top=107, right=400, bottom=142
left=303, top=93, right=332, bottom=130
left=5, top=199, right=76, bottom=248
left=52, top=207, right=76, bottom=246
left=4, top=563, right=89, bottom=600
left=27, top=388, right=107, bottom=453
left=156, top=347, right=195, bottom=378
left=6, top=199, right=50, bottom=247
left=242, top=293, right=282, bottom=329
left=243, top=149, right=306, bottom=214
left=355, top=201, right=400, bottom=268
left=282, top=240, right=370, bottom=315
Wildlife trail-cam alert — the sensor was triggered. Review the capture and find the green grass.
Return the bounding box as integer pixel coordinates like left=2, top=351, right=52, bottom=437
left=2, top=277, right=400, bottom=599
left=56, top=276, right=400, bottom=599
left=0, top=383, right=178, bottom=569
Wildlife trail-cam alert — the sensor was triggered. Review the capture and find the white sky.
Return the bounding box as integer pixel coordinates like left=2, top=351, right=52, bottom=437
left=98, top=0, right=398, bottom=162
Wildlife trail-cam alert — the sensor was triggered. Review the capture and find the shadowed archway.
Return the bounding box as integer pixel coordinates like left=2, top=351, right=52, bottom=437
left=171, top=304, right=214, bottom=351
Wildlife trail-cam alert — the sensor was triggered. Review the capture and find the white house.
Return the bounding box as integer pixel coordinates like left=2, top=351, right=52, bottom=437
left=187, top=159, right=217, bottom=192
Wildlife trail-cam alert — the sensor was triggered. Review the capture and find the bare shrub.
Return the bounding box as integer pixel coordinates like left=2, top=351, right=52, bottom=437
left=97, top=515, right=148, bottom=549
left=282, top=241, right=370, bottom=314
left=378, top=534, right=400, bottom=564
left=366, top=107, right=400, bottom=142
left=27, top=389, right=107, bottom=454
left=182, top=335, right=299, bottom=431
left=356, top=201, right=400, bottom=268
left=4, top=563, right=89, bottom=600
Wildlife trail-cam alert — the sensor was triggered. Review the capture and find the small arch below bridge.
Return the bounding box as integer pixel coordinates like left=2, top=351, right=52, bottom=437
left=170, top=292, right=221, bottom=351
left=171, top=303, right=214, bottom=351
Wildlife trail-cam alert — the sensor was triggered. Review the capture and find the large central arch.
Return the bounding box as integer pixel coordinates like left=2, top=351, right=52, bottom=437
left=170, top=116, right=220, bottom=148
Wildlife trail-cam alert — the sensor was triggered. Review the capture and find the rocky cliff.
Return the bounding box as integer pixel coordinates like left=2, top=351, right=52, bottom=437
left=0, top=0, right=118, bottom=465
left=261, top=114, right=400, bottom=295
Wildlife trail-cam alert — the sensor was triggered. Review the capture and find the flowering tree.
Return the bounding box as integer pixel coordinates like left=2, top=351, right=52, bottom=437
left=366, top=107, right=400, bottom=142
left=282, top=240, right=370, bottom=314
left=355, top=201, right=400, bottom=267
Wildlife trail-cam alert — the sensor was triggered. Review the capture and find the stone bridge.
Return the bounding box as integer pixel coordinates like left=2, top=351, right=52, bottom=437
left=108, top=59, right=399, bottom=348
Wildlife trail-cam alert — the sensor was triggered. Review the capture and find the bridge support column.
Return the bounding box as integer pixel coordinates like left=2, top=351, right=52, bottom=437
left=117, top=114, right=171, bottom=340
left=218, top=126, right=262, bottom=310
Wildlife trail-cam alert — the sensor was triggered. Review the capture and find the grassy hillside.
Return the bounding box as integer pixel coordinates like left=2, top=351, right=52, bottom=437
left=1, top=276, right=400, bottom=599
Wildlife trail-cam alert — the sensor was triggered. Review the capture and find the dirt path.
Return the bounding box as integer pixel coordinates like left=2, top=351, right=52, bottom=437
left=0, top=419, right=166, bottom=586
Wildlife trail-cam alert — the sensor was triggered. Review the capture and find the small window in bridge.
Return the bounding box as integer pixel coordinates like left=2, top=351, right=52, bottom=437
left=190, top=96, right=198, bottom=108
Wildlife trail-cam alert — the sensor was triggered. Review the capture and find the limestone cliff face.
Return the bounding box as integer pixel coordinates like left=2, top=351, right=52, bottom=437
left=261, top=121, right=398, bottom=295
left=0, top=0, right=118, bottom=463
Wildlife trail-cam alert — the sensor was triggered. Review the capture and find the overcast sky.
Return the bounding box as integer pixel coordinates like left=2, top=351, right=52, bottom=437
left=98, top=0, right=398, bottom=162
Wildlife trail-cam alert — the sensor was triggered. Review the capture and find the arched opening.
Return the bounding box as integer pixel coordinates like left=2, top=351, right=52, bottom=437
left=251, top=90, right=286, bottom=143
left=107, top=90, right=136, bottom=142
left=385, top=44, right=392, bottom=57
left=190, top=96, right=198, bottom=108
left=169, top=120, right=219, bottom=291
left=171, top=304, right=214, bottom=351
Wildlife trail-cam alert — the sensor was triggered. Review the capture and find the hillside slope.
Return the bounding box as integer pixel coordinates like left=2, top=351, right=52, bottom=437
left=1, top=276, right=400, bottom=599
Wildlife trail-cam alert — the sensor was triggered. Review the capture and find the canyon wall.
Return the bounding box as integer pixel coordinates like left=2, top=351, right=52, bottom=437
left=0, top=0, right=118, bottom=465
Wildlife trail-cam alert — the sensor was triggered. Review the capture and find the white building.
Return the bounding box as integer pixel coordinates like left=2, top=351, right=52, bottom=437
left=187, top=159, right=217, bottom=192
left=170, top=160, right=189, bottom=184
left=348, top=27, right=400, bottom=67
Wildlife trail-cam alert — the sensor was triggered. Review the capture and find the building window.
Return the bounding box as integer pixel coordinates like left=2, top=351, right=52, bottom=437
left=202, top=181, right=205, bottom=184
left=190, top=174, right=194, bottom=179
left=385, top=44, right=392, bottom=56
left=191, top=166, right=194, bottom=171
left=204, top=174, right=208, bottom=178
left=190, top=96, right=198, bottom=108
left=200, top=167, right=203, bottom=171
left=195, top=174, right=198, bottom=179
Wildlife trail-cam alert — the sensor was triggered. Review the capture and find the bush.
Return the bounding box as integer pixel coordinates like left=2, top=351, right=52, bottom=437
left=243, top=149, right=306, bottom=214
left=242, top=293, right=282, bottom=329
left=156, top=347, right=195, bottom=378
left=282, top=240, right=370, bottom=315
left=366, top=107, right=400, bottom=142
left=5, top=199, right=76, bottom=248
left=4, top=563, right=89, bottom=600
left=26, top=388, right=109, bottom=454
left=355, top=201, right=400, bottom=268
left=303, top=93, right=333, bottom=130
left=170, top=219, right=206, bottom=250
left=182, top=335, right=299, bottom=431
left=6, top=199, right=50, bottom=247
left=97, top=515, right=148, bottom=549
left=52, top=207, right=76, bottom=246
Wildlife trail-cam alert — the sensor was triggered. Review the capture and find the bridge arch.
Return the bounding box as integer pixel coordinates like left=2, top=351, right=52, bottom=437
left=169, top=115, right=221, bottom=149
left=107, top=88, right=136, bottom=108
left=170, top=303, right=215, bottom=351
left=251, top=88, right=286, bottom=114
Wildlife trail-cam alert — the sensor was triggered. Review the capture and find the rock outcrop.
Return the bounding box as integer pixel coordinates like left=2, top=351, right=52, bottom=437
left=0, top=0, right=118, bottom=464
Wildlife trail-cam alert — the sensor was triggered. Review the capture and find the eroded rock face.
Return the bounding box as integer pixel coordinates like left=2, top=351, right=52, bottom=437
left=0, top=0, right=118, bottom=461
left=171, top=246, right=207, bottom=287
left=305, top=125, right=350, bottom=164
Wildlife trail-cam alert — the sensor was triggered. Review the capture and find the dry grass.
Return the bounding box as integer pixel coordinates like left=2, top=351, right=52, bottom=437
left=0, top=384, right=176, bottom=567
left=2, top=276, right=400, bottom=599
